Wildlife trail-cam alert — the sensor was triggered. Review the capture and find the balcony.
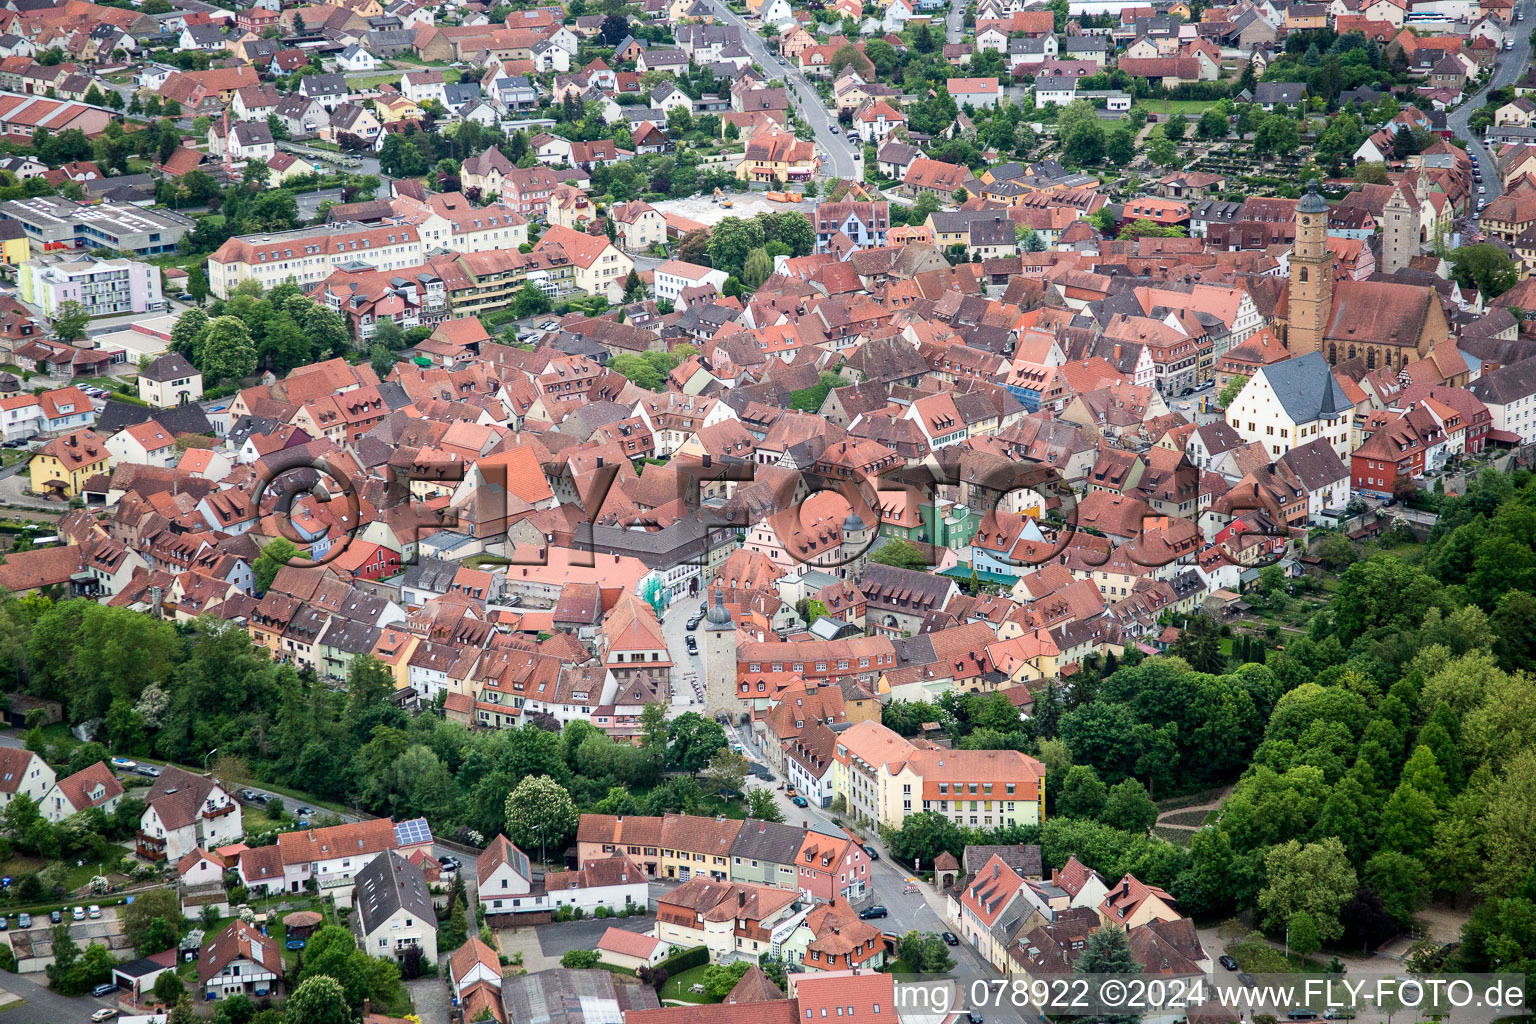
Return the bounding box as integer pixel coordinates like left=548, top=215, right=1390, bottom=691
left=136, top=830, right=167, bottom=861
left=203, top=802, right=237, bottom=819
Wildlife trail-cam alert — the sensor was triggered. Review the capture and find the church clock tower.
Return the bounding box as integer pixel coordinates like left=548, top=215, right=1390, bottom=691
left=1288, top=179, right=1333, bottom=359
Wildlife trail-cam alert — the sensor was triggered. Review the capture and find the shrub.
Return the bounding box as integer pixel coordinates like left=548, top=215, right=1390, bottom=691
left=653, top=944, right=709, bottom=978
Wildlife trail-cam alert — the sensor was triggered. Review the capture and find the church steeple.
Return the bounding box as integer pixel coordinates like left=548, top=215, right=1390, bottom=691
left=1288, top=179, right=1333, bottom=358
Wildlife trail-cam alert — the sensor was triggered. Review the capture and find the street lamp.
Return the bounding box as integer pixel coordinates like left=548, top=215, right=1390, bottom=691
left=204, top=747, right=218, bottom=771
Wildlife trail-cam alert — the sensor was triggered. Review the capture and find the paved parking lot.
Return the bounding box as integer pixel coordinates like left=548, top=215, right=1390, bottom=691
left=652, top=193, right=817, bottom=229
left=531, top=914, right=653, bottom=958
left=7, top=905, right=129, bottom=972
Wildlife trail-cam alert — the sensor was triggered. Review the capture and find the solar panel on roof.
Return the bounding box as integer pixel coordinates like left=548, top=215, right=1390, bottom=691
left=394, top=816, right=433, bottom=845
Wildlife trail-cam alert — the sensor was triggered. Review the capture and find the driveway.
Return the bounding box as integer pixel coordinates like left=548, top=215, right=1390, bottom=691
left=407, top=976, right=450, bottom=1024
left=496, top=925, right=558, bottom=973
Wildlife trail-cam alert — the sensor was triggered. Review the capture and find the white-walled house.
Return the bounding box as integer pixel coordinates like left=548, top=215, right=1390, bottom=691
left=447, top=937, right=503, bottom=996
left=106, top=420, right=179, bottom=469
left=544, top=854, right=649, bottom=914
left=178, top=847, right=227, bottom=888
left=477, top=834, right=545, bottom=917
left=197, top=921, right=284, bottom=1001
left=137, top=766, right=243, bottom=864
left=275, top=818, right=402, bottom=894
left=356, top=851, right=439, bottom=965
left=138, top=352, right=204, bottom=407
left=41, top=761, right=121, bottom=822
left=652, top=259, right=730, bottom=303
left=1224, top=352, right=1352, bottom=461
left=0, top=748, right=54, bottom=809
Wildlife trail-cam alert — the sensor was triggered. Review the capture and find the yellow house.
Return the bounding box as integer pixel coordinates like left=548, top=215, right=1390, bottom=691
left=925, top=211, right=970, bottom=247
left=533, top=225, right=634, bottom=303
left=735, top=126, right=818, bottom=183
left=984, top=630, right=1060, bottom=685
left=370, top=626, right=420, bottom=690
left=0, top=221, right=29, bottom=266
left=376, top=96, right=424, bottom=123
left=266, top=152, right=315, bottom=188
left=30, top=428, right=110, bottom=498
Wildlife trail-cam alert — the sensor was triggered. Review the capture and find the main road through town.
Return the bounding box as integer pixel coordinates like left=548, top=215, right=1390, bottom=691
left=709, top=1, right=865, bottom=181
left=1451, top=0, right=1535, bottom=208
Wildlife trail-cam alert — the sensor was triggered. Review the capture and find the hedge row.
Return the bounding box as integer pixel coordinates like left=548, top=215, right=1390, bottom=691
left=653, top=944, right=709, bottom=977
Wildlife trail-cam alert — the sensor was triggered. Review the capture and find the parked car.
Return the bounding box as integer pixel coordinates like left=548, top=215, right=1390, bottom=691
left=862, top=844, right=880, bottom=861
left=239, top=789, right=261, bottom=802
left=49, top=910, right=61, bottom=923
left=88, top=905, right=100, bottom=919
left=1323, top=1011, right=1356, bottom=1020
left=137, top=765, right=161, bottom=778
left=1287, top=1009, right=1319, bottom=1020
left=686, top=616, right=701, bottom=631
left=858, top=905, right=887, bottom=919
left=17, top=913, right=30, bottom=928
left=685, top=636, right=699, bottom=655
left=91, top=1009, right=119, bottom=1022
left=941, top=931, right=959, bottom=946
left=791, top=795, right=808, bottom=807
left=71, top=906, right=85, bottom=921
left=295, top=806, right=315, bottom=817
left=92, top=982, right=118, bottom=998
left=967, top=1014, right=984, bottom=1024
left=439, top=855, right=461, bottom=871
left=1219, top=955, right=1239, bottom=971
left=0, top=917, right=7, bottom=931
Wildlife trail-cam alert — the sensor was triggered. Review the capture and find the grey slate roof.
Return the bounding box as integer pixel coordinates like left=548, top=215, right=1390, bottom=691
left=96, top=399, right=214, bottom=437
left=728, top=818, right=808, bottom=865
left=1261, top=352, right=1349, bottom=423
left=355, top=851, right=435, bottom=937
left=962, top=842, right=1043, bottom=878
left=140, top=352, right=199, bottom=383
left=399, top=555, right=458, bottom=595
left=1469, top=354, right=1536, bottom=405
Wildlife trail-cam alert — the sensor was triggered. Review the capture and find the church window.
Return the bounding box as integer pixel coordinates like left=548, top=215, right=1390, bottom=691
left=1299, top=267, right=1308, bottom=282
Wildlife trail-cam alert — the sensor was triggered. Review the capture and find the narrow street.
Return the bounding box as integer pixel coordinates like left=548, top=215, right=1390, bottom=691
left=708, top=2, right=863, bottom=181
left=946, top=0, right=966, bottom=45
left=732, top=723, right=1012, bottom=1018
left=1450, top=0, right=1534, bottom=208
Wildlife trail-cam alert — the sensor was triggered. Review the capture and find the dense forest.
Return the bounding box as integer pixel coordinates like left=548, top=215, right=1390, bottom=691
left=883, top=468, right=1536, bottom=972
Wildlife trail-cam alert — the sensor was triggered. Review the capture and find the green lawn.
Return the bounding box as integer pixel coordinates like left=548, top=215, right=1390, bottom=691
left=659, top=965, right=719, bottom=1004
left=1139, top=100, right=1218, bottom=115
left=344, top=72, right=404, bottom=90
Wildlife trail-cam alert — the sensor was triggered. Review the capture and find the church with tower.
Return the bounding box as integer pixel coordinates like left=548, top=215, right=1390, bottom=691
left=1282, top=180, right=1448, bottom=372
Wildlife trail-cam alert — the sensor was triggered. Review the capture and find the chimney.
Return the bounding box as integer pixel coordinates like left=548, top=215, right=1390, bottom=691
left=738, top=890, right=747, bottom=908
